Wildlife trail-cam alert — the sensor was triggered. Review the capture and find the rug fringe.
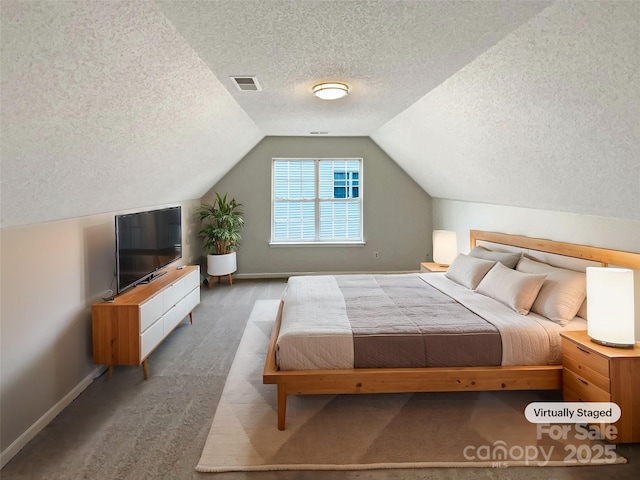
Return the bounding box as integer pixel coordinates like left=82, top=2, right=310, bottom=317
left=196, top=457, right=627, bottom=472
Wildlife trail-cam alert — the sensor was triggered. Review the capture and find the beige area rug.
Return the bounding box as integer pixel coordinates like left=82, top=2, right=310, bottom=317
left=196, top=299, right=627, bottom=472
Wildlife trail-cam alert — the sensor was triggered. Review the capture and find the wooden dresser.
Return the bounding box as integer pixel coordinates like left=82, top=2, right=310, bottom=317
left=561, top=330, right=640, bottom=443
left=92, top=265, right=200, bottom=379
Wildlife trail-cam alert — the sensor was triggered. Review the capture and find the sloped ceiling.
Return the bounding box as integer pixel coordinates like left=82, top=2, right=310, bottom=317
left=372, top=1, right=640, bottom=222
left=155, top=0, right=550, bottom=136
left=0, top=0, right=263, bottom=228
left=1, top=1, right=638, bottom=228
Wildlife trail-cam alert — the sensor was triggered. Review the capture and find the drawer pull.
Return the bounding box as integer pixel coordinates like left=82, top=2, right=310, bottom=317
left=576, top=346, right=591, bottom=354
left=578, top=377, right=589, bottom=386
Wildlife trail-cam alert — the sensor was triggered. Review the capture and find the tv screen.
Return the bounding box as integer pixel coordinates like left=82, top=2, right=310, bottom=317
left=115, top=206, right=182, bottom=293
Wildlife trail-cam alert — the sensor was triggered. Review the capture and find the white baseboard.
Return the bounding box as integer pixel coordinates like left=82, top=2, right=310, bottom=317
left=1, top=365, right=106, bottom=469
left=232, top=270, right=418, bottom=280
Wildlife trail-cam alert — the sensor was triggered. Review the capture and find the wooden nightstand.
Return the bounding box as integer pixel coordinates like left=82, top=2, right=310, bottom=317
left=420, top=262, right=448, bottom=273
left=560, top=330, right=640, bottom=443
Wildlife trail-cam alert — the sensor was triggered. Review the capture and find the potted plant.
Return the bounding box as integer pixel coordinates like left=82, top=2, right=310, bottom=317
left=196, top=193, right=244, bottom=286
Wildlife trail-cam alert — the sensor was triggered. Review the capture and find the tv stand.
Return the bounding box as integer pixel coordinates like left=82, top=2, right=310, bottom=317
left=92, top=266, right=200, bottom=379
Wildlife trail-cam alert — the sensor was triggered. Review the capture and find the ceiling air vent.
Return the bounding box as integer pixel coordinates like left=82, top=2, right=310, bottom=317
left=230, top=76, right=262, bottom=91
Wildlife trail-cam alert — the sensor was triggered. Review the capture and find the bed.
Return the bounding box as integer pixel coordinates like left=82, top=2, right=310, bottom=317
left=263, top=230, right=640, bottom=430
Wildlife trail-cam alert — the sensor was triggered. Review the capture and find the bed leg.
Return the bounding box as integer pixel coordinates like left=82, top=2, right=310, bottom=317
left=277, top=385, right=287, bottom=431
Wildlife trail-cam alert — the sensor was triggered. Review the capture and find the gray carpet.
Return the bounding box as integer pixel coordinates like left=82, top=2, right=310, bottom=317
left=2, top=279, right=640, bottom=479
left=197, top=300, right=625, bottom=471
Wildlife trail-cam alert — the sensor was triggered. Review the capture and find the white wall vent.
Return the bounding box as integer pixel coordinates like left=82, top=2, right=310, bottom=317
left=230, top=76, right=262, bottom=91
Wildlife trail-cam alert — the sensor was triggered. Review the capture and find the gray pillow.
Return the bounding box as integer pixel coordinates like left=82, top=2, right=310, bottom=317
left=469, top=246, right=521, bottom=269
left=516, top=257, right=586, bottom=325
left=476, top=262, right=547, bottom=315
left=445, top=254, right=496, bottom=290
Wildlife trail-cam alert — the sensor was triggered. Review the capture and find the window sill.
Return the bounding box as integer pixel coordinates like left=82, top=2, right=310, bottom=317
left=269, top=241, right=366, bottom=247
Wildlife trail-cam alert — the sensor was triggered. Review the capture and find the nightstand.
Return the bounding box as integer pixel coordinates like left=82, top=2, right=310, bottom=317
left=420, top=262, right=448, bottom=273
left=560, top=330, right=640, bottom=443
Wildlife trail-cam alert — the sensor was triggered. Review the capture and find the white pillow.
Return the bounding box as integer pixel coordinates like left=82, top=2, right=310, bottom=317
left=516, top=257, right=586, bottom=325
left=445, top=254, right=495, bottom=290
left=576, top=299, right=587, bottom=320
left=476, top=262, right=547, bottom=315
left=469, top=246, right=522, bottom=269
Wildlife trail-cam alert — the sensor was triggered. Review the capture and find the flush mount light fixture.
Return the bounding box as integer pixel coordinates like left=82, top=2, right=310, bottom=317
left=312, top=82, right=349, bottom=100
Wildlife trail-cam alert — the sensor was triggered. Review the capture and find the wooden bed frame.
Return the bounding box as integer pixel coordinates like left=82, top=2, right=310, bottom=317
left=263, top=230, right=640, bottom=430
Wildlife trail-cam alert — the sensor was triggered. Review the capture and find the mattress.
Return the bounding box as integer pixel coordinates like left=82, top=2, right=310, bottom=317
left=275, top=273, right=587, bottom=371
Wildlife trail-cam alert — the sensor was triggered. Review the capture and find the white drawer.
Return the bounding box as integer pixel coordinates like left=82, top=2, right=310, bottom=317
left=140, top=293, right=163, bottom=333
left=163, top=278, right=185, bottom=311
left=140, top=318, right=164, bottom=359
left=183, top=287, right=200, bottom=314
left=163, top=302, right=187, bottom=335
left=183, top=269, right=200, bottom=292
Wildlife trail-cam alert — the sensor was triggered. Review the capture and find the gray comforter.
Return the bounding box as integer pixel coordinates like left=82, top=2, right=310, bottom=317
left=335, top=274, right=502, bottom=368
left=277, top=274, right=502, bottom=370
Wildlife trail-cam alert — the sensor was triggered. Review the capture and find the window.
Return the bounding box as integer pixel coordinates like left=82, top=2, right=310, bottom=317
left=272, top=158, right=363, bottom=243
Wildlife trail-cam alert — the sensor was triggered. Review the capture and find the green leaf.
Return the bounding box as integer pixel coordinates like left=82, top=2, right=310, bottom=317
left=195, top=193, right=244, bottom=254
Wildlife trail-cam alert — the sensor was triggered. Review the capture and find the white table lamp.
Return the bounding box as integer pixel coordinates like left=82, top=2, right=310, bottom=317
left=587, top=267, right=640, bottom=348
left=432, top=230, right=457, bottom=266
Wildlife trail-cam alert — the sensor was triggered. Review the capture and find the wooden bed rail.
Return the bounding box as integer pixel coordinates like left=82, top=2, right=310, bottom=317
left=263, top=353, right=562, bottom=431
left=263, top=303, right=562, bottom=431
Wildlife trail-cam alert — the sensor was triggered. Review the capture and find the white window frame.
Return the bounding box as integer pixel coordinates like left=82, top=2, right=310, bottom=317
left=270, top=158, right=364, bottom=245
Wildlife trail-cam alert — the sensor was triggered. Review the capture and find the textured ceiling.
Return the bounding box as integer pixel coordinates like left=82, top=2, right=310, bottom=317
left=157, top=0, right=550, bottom=136
left=0, top=0, right=263, bottom=227
left=372, top=1, right=640, bottom=221
left=1, top=0, right=638, bottom=228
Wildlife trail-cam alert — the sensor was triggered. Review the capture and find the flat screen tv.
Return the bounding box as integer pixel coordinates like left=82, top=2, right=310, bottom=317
left=115, top=206, right=182, bottom=294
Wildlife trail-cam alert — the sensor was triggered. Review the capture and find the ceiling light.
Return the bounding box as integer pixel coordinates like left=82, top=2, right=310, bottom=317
left=312, top=82, right=349, bottom=100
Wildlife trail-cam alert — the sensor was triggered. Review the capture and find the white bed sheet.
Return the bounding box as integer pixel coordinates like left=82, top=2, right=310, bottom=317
left=420, top=273, right=587, bottom=365
left=276, top=273, right=587, bottom=370
left=277, top=275, right=354, bottom=370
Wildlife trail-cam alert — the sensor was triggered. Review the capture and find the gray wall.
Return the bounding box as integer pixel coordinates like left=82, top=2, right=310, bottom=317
left=432, top=199, right=640, bottom=256
left=201, top=136, right=432, bottom=275
left=0, top=200, right=201, bottom=464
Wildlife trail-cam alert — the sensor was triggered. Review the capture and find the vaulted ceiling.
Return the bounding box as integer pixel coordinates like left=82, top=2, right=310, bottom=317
left=156, top=0, right=550, bottom=136
left=1, top=0, right=638, bottom=228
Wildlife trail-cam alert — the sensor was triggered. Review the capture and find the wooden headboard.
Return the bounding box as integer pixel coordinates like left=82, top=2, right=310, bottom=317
left=470, top=230, right=640, bottom=270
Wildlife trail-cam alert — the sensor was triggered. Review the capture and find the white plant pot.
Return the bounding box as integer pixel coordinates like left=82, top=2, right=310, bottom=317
left=207, top=252, right=237, bottom=277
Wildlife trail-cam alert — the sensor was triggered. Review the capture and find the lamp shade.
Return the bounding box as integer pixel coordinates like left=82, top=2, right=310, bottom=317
left=587, top=267, right=640, bottom=348
left=432, top=230, right=457, bottom=266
